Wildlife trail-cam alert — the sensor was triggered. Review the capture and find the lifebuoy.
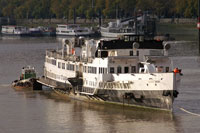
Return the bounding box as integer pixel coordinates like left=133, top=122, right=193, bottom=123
left=173, top=68, right=179, bottom=73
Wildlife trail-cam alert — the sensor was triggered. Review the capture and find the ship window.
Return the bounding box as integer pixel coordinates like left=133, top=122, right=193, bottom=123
left=88, top=67, right=97, bottom=74
left=131, top=66, right=136, bottom=73
left=137, top=51, right=139, bottom=56
left=166, top=67, right=169, bottom=72
left=76, top=65, right=79, bottom=71
left=69, top=64, right=72, bottom=70
left=130, top=51, right=133, bottom=56
left=91, top=67, right=94, bottom=73
left=140, top=68, right=145, bottom=73
left=117, top=66, right=122, bottom=73
left=66, top=63, right=74, bottom=71
left=124, top=36, right=129, bottom=41
left=158, top=66, right=163, bottom=73
left=52, top=59, right=56, bottom=65
left=62, top=63, right=65, bottom=69
left=99, top=67, right=107, bottom=74
left=94, top=67, right=97, bottom=74
left=83, top=66, right=86, bottom=72
left=130, top=36, right=134, bottom=41
left=110, top=67, right=115, bottom=73
left=58, top=62, right=61, bottom=68
left=61, top=31, right=69, bottom=33
left=67, top=63, right=70, bottom=70
left=104, top=68, right=107, bottom=74
left=101, top=51, right=108, bottom=57
left=124, top=67, right=129, bottom=73
left=90, top=67, right=92, bottom=73
left=156, top=66, right=163, bottom=73
left=71, top=64, right=74, bottom=71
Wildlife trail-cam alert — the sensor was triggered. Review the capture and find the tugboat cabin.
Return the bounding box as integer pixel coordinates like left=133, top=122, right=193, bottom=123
left=20, top=66, right=36, bottom=80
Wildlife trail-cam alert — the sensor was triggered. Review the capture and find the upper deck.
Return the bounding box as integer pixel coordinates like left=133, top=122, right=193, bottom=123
left=46, top=35, right=170, bottom=64
left=98, top=35, right=164, bottom=50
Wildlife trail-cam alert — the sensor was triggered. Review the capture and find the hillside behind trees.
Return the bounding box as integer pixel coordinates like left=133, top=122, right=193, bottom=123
left=0, top=0, right=198, bottom=19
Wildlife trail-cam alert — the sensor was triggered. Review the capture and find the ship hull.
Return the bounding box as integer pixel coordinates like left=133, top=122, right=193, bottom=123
left=56, top=32, right=94, bottom=36
left=11, top=85, right=33, bottom=91
left=52, top=87, right=174, bottom=111
left=12, top=78, right=42, bottom=91
left=37, top=77, right=175, bottom=111
left=100, top=31, right=135, bottom=38
left=96, top=89, right=173, bottom=111
left=1, top=32, right=30, bottom=37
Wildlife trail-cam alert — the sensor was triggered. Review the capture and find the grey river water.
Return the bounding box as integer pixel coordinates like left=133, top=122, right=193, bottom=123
left=0, top=36, right=200, bottom=133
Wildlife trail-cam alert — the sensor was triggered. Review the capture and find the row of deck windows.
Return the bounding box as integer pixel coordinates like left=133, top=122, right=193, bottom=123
left=47, top=58, right=169, bottom=74
left=156, top=66, right=170, bottom=73
left=47, top=59, right=137, bottom=74
left=67, top=64, right=75, bottom=71
left=83, top=66, right=97, bottom=74
left=58, top=62, right=75, bottom=71
left=46, top=58, right=57, bottom=66
left=110, top=66, right=170, bottom=73
left=110, top=66, right=136, bottom=74
left=99, top=67, right=107, bottom=74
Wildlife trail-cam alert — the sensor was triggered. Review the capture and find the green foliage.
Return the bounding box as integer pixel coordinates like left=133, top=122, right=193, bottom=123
left=51, top=0, right=63, bottom=18
left=0, top=0, right=199, bottom=19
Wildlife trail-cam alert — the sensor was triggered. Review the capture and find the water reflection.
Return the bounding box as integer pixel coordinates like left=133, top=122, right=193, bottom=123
left=33, top=90, right=180, bottom=133
left=13, top=88, right=181, bottom=133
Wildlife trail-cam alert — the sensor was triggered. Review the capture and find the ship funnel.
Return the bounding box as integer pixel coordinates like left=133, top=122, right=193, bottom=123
left=133, top=42, right=140, bottom=49
left=163, top=43, right=170, bottom=50
left=116, top=19, right=121, bottom=27
left=62, top=39, right=70, bottom=45
left=78, top=36, right=85, bottom=46
left=62, top=39, right=73, bottom=56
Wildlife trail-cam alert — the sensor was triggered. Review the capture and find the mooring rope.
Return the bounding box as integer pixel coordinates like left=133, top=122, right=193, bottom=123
left=179, top=107, right=200, bottom=117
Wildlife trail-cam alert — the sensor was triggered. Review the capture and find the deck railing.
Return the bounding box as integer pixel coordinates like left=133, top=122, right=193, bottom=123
left=46, top=49, right=93, bottom=63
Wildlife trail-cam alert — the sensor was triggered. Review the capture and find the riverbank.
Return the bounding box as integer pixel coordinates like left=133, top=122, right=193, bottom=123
left=15, top=18, right=197, bottom=26
left=15, top=18, right=197, bottom=40
left=16, top=18, right=109, bottom=28
left=1, top=18, right=198, bottom=41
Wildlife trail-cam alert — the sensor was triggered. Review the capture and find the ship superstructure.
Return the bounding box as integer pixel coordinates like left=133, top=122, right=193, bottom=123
left=38, top=35, right=181, bottom=111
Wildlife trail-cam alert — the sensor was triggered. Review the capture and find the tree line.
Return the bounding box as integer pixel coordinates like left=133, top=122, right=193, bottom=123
left=0, top=0, right=198, bottom=19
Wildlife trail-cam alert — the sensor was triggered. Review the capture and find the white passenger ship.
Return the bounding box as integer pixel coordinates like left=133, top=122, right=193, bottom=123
left=38, top=35, right=182, bottom=111
left=100, top=14, right=155, bottom=38
left=100, top=19, right=135, bottom=38
left=1, top=25, right=30, bottom=36
left=56, top=24, right=94, bottom=36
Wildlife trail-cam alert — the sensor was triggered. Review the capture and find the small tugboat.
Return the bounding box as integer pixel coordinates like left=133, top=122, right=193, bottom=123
left=12, top=66, right=41, bottom=90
